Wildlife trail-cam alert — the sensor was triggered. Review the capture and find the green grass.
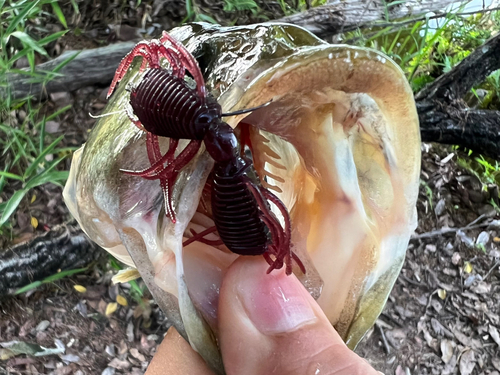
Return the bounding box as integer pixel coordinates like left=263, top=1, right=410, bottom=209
left=347, top=3, right=500, bottom=196
left=0, top=0, right=77, bottom=237
left=456, top=153, right=500, bottom=187
left=345, top=3, right=500, bottom=92
left=183, top=0, right=327, bottom=24
left=14, top=267, right=88, bottom=295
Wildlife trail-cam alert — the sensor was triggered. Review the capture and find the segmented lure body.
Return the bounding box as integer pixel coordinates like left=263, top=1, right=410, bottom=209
left=211, top=160, right=269, bottom=256
left=130, top=68, right=221, bottom=140
left=107, top=31, right=305, bottom=275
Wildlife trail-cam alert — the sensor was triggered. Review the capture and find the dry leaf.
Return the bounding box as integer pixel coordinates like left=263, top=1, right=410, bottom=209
left=492, top=357, right=500, bottom=371
left=73, top=285, right=87, bottom=293
left=30, top=217, right=38, bottom=229
left=30, top=195, right=36, bottom=203
left=438, top=289, right=447, bottom=299
left=105, top=302, right=118, bottom=316
left=129, top=348, right=146, bottom=362
left=108, top=357, right=131, bottom=370
left=441, top=339, right=455, bottom=364
left=116, top=295, right=128, bottom=306
left=463, top=262, right=473, bottom=274
left=489, top=325, right=500, bottom=347
left=471, top=282, right=491, bottom=294
left=111, top=268, right=141, bottom=284
left=459, top=349, right=476, bottom=375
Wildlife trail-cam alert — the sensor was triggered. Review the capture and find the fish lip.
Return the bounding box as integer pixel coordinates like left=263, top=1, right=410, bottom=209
left=64, top=23, right=420, bottom=372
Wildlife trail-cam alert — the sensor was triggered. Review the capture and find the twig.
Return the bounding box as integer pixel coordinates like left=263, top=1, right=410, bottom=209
left=365, top=6, right=500, bottom=30
left=400, top=274, right=424, bottom=287
left=483, top=260, right=500, bottom=280
left=411, top=222, right=492, bottom=240
left=411, top=215, right=494, bottom=240
left=376, top=322, right=391, bottom=355
left=467, top=214, right=486, bottom=227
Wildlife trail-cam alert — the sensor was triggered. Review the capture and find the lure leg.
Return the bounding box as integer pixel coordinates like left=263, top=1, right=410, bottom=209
left=245, top=182, right=305, bottom=275
left=107, top=39, right=190, bottom=98
left=160, top=31, right=206, bottom=99
left=182, top=227, right=223, bottom=247
left=156, top=139, right=202, bottom=222
left=121, top=137, right=201, bottom=223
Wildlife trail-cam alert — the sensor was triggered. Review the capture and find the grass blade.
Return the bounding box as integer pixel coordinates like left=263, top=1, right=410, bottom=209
left=38, top=30, right=67, bottom=46
left=14, top=281, right=43, bottom=295
left=46, top=104, right=71, bottom=121
left=0, top=189, right=28, bottom=226
left=42, top=267, right=87, bottom=282
left=23, top=135, right=64, bottom=178
left=11, top=31, right=49, bottom=57
left=50, top=1, right=67, bottom=28
left=24, top=168, right=68, bottom=190
left=0, top=171, right=23, bottom=181
left=5, top=0, right=40, bottom=35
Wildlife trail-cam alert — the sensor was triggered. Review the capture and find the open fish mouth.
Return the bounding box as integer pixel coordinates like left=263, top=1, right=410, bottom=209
left=63, top=22, right=420, bottom=374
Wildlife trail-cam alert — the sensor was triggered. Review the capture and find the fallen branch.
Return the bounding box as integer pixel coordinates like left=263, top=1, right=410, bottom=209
left=0, top=222, right=102, bottom=295
left=416, top=32, right=500, bottom=159
left=5, top=41, right=137, bottom=100
left=275, top=0, right=465, bottom=38
left=416, top=31, right=500, bottom=102
left=411, top=218, right=500, bottom=240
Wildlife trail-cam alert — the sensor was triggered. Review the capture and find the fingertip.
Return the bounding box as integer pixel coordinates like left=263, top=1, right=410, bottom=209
left=145, top=328, right=215, bottom=375
left=218, top=256, right=379, bottom=375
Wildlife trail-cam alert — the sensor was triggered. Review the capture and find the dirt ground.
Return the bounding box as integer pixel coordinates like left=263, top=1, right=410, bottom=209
left=356, top=145, right=500, bottom=375
left=1, top=1, right=500, bottom=374
left=2, top=141, right=500, bottom=375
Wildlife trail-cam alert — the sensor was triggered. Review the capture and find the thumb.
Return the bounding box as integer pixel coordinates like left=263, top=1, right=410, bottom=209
left=218, top=257, right=379, bottom=375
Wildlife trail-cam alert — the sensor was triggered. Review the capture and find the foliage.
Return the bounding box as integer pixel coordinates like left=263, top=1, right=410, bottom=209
left=223, top=0, right=259, bottom=13
left=346, top=4, right=500, bottom=202
left=346, top=6, right=500, bottom=93
left=184, top=0, right=327, bottom=24
left=183, top=0, right=218, bottom=24
left=109, top=257, right=147, bottom=306
left=0, top=0, right=76, bottom=236
left=474, top=69, right=500, bottom=109
left=14, top=267, right=88, bottom=294
left=456, top=152, right=500, bottom=187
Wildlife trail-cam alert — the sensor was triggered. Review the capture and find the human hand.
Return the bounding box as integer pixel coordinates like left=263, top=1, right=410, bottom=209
left=145, top=257, right=380, bottom=375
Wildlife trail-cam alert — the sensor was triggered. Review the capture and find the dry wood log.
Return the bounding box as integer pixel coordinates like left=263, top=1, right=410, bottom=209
left=5, top=41, right=137, bottom=100
left=275, top=0, right=463, bottom=38
left=6, top=1, right=469, bottom=100
left=3, top=5, right=500, bottom=290
left=416, top=32, right=500, bottom=160
left=0, top=222, right=102, bottom=295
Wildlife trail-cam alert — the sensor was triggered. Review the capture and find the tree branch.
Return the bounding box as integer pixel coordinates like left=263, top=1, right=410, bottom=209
left=5, top=41, right=137, bottom=100
left=0, top=222, right=102, bottom=295
left=415, top=32, right=500, bottom=159
left=275, top=0, right=465, bottom=38
left=416, top=32, right=500, bottom=102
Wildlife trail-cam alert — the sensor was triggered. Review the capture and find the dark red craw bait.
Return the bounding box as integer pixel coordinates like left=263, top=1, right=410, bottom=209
left=107, top=31, right=305, bottom=275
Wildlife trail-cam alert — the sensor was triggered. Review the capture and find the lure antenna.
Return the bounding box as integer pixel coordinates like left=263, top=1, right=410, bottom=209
left=221, top=99, right=273, bottom=117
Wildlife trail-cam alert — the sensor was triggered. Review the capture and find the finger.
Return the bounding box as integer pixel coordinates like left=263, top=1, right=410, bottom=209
left=145, top=327, right=215, bottom=375
left=218, top=257, right=379, bottom=375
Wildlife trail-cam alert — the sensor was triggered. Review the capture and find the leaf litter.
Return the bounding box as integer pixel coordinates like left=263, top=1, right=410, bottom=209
left=357, top=143, right=500, bottom=375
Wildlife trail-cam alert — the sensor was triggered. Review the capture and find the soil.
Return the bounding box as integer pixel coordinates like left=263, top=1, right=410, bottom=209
left=356, top=144, right=500, bottom=375
left=1, top=1, right=500, bottom=374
